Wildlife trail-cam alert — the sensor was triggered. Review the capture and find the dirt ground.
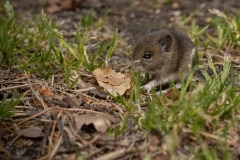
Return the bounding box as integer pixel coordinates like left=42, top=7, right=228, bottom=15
left=11, top=0, right=240, bottom=38
left=1, top=0, right=240, bottom=159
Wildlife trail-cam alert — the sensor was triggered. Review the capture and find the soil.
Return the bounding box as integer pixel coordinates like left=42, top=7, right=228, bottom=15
left=1, top=0, right=240, bottom=159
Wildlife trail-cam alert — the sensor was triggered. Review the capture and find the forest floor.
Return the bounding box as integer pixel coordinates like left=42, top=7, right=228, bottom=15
left=1, top=0, right=240, bottom=159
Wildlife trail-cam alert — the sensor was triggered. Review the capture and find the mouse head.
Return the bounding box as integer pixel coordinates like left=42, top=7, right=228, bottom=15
left=132, top=29, right=177, bottom=74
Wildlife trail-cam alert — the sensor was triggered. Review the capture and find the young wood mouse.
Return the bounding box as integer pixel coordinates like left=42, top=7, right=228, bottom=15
left=132, top=29, right=198, bottom=92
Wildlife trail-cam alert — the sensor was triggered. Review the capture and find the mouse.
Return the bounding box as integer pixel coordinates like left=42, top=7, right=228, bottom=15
left=132, top=28, right=198, bottom=92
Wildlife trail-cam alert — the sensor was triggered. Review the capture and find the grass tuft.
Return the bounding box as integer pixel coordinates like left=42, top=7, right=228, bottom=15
left=0, top=91, right=26, bottom=118
left=0, top=2, right=118, bottom=85
left=208, top=9, right=240, bottom=49
left=1, top=1, right=240, bottom=159
left=139, top=55, right=239, bottom=159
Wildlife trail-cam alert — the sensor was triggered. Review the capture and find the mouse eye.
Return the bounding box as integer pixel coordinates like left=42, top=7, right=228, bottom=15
left=143, top=53, right=152, bottom=59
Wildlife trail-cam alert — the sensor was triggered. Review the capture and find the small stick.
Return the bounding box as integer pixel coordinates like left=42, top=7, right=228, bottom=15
left=0, top=84, right=37, bottom=92
left=96, top=148, right=127, bottom=160
left=17, top=107, right=106, bottom=125
left=69, top=87, right=96, bottom=93
left=18, top=107, right=54, bottom=124
left=49, top=136, right=63, bottom=160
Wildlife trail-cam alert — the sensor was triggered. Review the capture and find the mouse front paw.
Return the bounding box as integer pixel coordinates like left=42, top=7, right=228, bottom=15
left=141, top=83, right=153, bottom=93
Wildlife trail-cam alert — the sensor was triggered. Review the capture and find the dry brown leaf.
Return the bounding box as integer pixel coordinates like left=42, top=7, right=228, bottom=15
left=17, top=127, right=44, bottom=138
left=46, top=0, right=86, bottom=13
left=74, top=113, right=115, bottom=133
left=35, top=86, right=54, bottom=107
left=36, top=86, right=54, bottom=98
left=92, top=66, right=131, bottom=97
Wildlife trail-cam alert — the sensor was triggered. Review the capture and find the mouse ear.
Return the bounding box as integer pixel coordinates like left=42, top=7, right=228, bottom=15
left=159, top=34, right=173, bottom=52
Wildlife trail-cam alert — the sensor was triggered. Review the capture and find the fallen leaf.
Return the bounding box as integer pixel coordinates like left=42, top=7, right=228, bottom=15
left=35, top=86, right=54, bottom=107
left=17, top=127, right=44, bottom=138
left=92, top=66, right=131, bottom=97
left=36, top=86, right=54, bottom=98
left=92, top=117, right=111, bottom=133
left=46, top=0, right=86, bottom=13
left=74, top=113, right=115, bottom=133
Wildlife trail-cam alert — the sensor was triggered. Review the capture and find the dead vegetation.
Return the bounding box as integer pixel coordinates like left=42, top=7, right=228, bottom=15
left=1, top=0, right=240, bottom=160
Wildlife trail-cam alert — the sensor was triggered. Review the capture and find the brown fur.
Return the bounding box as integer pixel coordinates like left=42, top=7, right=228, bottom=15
left=132, top=29, right=198, bottom=90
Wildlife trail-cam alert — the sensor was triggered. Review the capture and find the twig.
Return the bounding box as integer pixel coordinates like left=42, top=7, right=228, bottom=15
left=79, top=135, right=100, bottom=149
left=183, top=128, right=235, bottom=145
left=1, top=74, right=30, bottom=84
left=48, top=111, right=63, bottom=160
left=69, top=87, right=96, bottom=93
left=48, top=135, right=63, bottom=160
left=24, top=71, right=48, bottom=109
left=59, top=107, right=105, bottom=114
left=6, top=133, right=22, bottom=149
left=18, top=107, right=54, bottom=125
left=48, top=110, right=63, bottom=153
left=0, top=83, right=38, bottom=92
left=95, top=148, right=127, bottom=160
left=17, top=106, right=107, bottom=125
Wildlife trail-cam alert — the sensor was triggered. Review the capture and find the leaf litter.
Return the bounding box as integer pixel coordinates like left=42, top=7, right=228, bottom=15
left=92, top=66, right=131, bottom=97
left=1, top=0, right=240, bottom=160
